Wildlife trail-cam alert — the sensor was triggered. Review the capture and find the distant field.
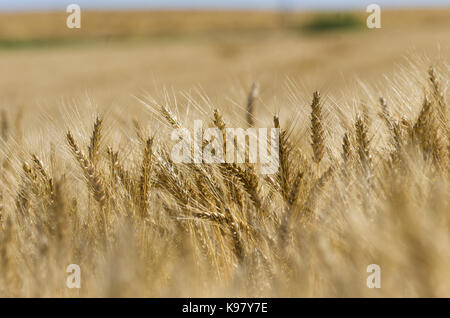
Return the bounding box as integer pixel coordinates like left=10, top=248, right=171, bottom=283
left=0, top=9, right=448, bottom=118
left=1, top=9, right=449, bottom=42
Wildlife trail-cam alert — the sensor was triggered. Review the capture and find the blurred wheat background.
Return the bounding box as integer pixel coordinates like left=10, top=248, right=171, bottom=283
left=0, top=3, right=449, bottom=297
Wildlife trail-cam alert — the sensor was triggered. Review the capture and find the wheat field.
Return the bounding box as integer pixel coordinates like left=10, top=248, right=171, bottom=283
left=0, top=9, right=449, bottom=297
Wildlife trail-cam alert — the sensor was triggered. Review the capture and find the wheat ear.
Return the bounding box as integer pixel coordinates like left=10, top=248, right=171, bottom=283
left=67, top=131, right=107, bottom=207
left=88, top=116, right=103, bottom=166
left=310, top=91, right=325, bottom=164
left=246, top=82, right=259, bottom=127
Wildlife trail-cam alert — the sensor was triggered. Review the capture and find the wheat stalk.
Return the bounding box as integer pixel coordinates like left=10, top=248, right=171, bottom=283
left=246, top=82, right=259, bottom=127
left=355, top=114, right=372, bottom=174
left=139, top=137, right=154, bottom=216
left=88, top=116, right=103, bottom=166
left=310, top=91, right=325, bottom=164
left=67, top=131, right=107, bottom=207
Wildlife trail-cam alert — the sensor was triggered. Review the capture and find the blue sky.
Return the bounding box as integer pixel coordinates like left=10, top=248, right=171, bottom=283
left=0, top=0, right=449, bottom=12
